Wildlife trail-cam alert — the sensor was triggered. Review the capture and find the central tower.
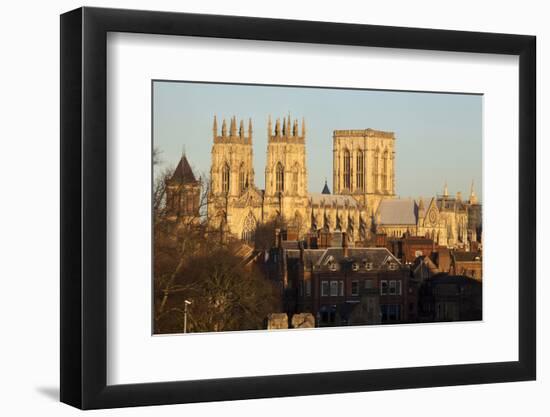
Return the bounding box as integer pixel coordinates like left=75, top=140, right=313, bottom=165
left=332, top=128, right=396, bottom=213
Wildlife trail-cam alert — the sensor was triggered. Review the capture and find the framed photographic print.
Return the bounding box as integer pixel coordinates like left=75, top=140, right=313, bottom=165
left=60, top=6, right=536, bottom=409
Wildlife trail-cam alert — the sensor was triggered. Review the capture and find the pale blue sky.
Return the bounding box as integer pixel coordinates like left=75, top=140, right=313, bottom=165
left=153, top=81, right=482, bottom=199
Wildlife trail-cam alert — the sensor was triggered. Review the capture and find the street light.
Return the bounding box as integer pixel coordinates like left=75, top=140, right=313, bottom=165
left=184, top=299, right=192, bottom=334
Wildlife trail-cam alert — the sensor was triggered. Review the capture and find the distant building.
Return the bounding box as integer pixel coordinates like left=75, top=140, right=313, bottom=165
left=163, top=116, right=484, bottom=252
left=207, top=118, right=398, bottom=243
left=373, top=183, right=480, bottom=250
left=165, top=154, right=201, bottom=223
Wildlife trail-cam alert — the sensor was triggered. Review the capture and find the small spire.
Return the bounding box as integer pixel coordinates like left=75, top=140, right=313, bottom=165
left=322, top=178, right=331, bottom=195
left=213, top=115, right=218, bottom=138
left=230, top=116, right=237, bottom=137
left=275, top=118, right=281, bottom=136
left=443, top=180, right=449, bottom=197
left=282, top=117, right=287, bottom=136
left=239, top=119, right=244, bottom=138
left=469, top=180, right=478, bottom=204
left=268, top=115, right=272, bottom=136
left=221, top=118, right=227, bottom=137
left=287, top=113, right=291, bottom=136
left=248, top=118, right=253, bottom=139
left=293, top=119, right=298, bottom=136
left=301, top=117, right=306, bottom=137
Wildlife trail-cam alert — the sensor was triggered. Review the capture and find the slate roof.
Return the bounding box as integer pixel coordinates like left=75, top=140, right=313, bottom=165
left=376, top=199, right=417, bottom=225
left=171, top=154, right=197, bottom=183
left=309, top=193, right=359, bottom=208
left=295, top=247, right=400, bottom=270
left=321, top=181, right=331, bottom=194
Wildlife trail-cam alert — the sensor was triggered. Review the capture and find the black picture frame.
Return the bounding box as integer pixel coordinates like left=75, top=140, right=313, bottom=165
left=60, top=6, right=536, bottom=410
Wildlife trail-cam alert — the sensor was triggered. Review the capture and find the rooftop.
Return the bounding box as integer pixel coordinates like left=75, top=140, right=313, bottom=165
left=170, top=154, right=198, bottom=183
left=376, top=198, right=417, bottom=225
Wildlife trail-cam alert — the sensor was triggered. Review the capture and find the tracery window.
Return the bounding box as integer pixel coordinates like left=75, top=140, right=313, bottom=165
left=382, top=150, right=388, bottom=192
left=239, top=163, right=246, bottom=192
left=343, top=149, right=351, bottom=190
left=222, top=163, right=230, bottom=193
left=356, top=151, right=364, bottom=190
left=276, top=162, right=284, bottom=193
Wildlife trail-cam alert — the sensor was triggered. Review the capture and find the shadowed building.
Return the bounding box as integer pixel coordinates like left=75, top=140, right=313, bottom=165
left=276, top=233, right=417, bottom=326
left=165, top=154, right=201, bottom=223
left=418, top=274, right=482, bottom=322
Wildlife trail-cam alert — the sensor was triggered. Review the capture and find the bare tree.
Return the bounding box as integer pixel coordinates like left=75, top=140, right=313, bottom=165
left=153, top=167, right=280, bottom=334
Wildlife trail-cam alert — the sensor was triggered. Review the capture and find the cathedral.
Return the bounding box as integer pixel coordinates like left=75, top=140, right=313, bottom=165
left=168, top=115, right=481, bottom=250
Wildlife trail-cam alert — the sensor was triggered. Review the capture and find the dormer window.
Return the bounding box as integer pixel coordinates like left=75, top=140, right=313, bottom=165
left=329, top=263, right=337, bottom=271
left=364, top=262, right=373, bottom=271
left=352, top=263, right=359, bottom=271
left=388, top=262, right=398, bottom=270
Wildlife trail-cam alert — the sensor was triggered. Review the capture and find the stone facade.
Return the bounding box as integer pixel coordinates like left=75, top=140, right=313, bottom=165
left=202, top=116, right=480, bottom=250
left=332, top=129, right=396, bottom=212
left=373, top=183, right=480, bottom=250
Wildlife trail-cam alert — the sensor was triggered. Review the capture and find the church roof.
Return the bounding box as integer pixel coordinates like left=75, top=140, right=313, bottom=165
left=321, top=181, right=331, bottom=194
left=309, top=193, right=359, bottom=208
left=171, top=154, right=197, bottom=183
left=376, top=199, right=418, bottom=225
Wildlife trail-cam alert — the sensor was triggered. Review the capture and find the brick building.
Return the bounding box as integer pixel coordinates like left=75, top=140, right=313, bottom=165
left=276, top=232, right=418, bottom=326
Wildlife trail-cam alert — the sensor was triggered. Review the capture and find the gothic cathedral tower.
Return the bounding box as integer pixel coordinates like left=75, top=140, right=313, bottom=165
left=264, top=115, right=309, bottom=231
left=208, top=115, right=260, bottom=238
left=332, top=128, right=396, bottom=213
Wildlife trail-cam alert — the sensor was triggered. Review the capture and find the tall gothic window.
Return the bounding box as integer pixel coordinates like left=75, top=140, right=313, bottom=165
left=373, top=148, right=380, bottom=191
left=239, top=163, right=246, bottom=192
left=241, top=212, right=256, bottom=243
left=292, top=163, right=299, bottom=194
left=343, top=149, right=351, bottom=190
left=222, top=163, right=230, bottom=194
left=276, top=162, right=284, bottom=193
left=382, top=150, right=388, bottom=192
left=356, top=151, right=364, bottom=190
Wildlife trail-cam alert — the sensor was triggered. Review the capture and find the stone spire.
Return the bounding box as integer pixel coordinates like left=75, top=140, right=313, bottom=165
left=239, top=119, right=244, bottom=138
left=221, top=118, right=227, bottom=137
left=287, top=114, right=291, bottom=136
left=213, top=115, right=218, bottom=138
left=301, top=117, right=306, bottom=137
left=469, top=180, right=478, bottom=204
left=275, top=118, right=281, bottom=136
left=248, top=118, right=253, bottom=139
left=293, top=119, right=298, bottom=136
left=282, top=117, right=287, bottom=136
left=230, top=116, right=237, bottom=137
left=268, top=115, right=272, bottom=136
left=418, top=197, right=425, bottom=218
left=443, top=181, right=449, bottom=197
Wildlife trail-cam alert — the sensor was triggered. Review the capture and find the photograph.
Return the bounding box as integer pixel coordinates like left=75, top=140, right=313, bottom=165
left=152, top=81, right=483, bottom=334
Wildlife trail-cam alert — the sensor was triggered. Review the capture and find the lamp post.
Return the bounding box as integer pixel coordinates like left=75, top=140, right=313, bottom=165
left=184, top=300, right=192, bottom=333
